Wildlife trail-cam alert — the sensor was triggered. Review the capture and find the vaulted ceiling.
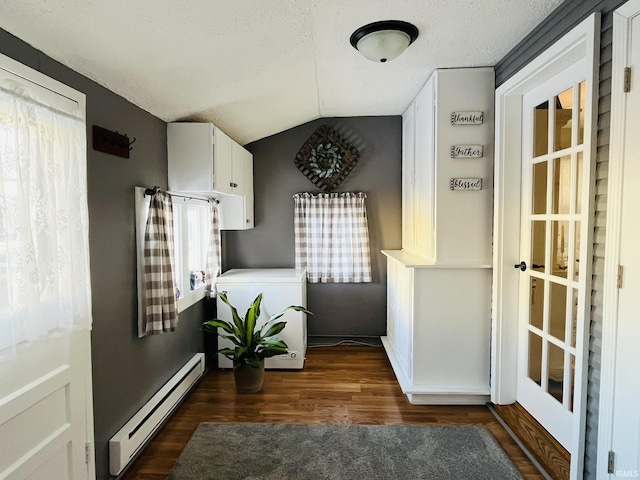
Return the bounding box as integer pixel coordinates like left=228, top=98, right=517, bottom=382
left=0, top=0, right=564, bottom=144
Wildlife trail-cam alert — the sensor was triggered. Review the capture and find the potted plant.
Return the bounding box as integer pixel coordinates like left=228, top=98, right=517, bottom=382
left=203, top=291, right=311, bottom=393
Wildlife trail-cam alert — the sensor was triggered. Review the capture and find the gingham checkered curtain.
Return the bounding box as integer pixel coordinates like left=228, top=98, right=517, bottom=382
left=293, top=192, right=372, bottom=283
left=143, top=190, right=178, bottom=334
left=205, top=200, right=221, bottom=293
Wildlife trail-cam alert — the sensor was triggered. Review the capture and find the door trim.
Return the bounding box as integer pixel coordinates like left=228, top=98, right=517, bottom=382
left=597, top=1, right=640, bottom=477
left=491, top=13, right=599, bottom=479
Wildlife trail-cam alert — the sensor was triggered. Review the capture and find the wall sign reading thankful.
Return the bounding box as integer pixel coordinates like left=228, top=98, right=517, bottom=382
left=450, top=178, right=482, bottom=191
left=450, top=145, right=483, bottom=158
left=451, top=111, right=484, bottom=125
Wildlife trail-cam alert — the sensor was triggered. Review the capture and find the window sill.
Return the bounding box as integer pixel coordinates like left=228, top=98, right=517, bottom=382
left=177, top=286, right=206, bottom=313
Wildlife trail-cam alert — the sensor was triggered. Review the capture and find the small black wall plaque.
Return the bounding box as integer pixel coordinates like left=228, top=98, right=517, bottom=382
left=92, top=125, right=135, bottom=158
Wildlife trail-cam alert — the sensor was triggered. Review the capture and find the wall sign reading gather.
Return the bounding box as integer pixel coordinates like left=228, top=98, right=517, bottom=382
left=450, top=178, right=482, bottom=191
left=451, top=111, right=484, bottom=125
left=450, top=145, right=483, bottom=158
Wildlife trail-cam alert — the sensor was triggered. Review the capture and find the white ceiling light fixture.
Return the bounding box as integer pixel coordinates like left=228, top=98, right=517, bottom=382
left=350, top=20, right=419, bottom=63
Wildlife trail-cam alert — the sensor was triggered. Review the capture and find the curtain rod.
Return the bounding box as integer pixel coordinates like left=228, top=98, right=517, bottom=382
left=144, top=187, right=219, bottom=204
left=292, top=192, right=367, bottom=198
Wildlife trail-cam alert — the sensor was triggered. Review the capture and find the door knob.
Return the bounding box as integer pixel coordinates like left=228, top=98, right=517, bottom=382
left=514, top=261, right=527, bottom=271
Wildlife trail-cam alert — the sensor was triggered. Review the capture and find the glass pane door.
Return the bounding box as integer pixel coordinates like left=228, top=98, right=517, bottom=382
left=518, top=71, right=588, bottom=450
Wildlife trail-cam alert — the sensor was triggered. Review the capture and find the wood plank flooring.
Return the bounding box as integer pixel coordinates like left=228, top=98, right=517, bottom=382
left=120, top=346, right=544, bottom=480
left=495, top=402, right=570, bottom=480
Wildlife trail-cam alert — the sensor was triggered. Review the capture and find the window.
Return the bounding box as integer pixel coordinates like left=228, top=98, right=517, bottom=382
left=0, top=63, right=92, bottom=353
left=172, top=198, right=209, bottom=308
left=135, top=187, right=219, bottom=337
left=293, top=192, right=372, bottom=283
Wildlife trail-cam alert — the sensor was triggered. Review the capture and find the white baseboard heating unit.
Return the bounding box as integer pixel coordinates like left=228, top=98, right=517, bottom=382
left=109, top=353, right=205, bottom=476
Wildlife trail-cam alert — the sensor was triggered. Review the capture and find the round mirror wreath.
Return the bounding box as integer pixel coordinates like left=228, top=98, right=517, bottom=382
left=294, top=125, right=360, bottom=192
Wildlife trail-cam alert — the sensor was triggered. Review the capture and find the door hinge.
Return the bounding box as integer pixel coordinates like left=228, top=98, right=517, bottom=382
left=624, top=67, right=632, bottom=93
left=608, top=450, right=615, bottom=474
left=617, top=265, right=624, bottom=289
left=85, top=442, right=92, bottom=464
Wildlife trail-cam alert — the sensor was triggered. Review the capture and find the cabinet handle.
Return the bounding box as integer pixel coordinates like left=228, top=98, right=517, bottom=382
left=246, top=219, right=250, bottom=224
left=230, top=182, right=238, bottom=188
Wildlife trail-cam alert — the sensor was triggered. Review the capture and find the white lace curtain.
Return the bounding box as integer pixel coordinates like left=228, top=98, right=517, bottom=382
left=0, top=81, right=92, bottom=354
left=293, top=192, right=372, bottom=283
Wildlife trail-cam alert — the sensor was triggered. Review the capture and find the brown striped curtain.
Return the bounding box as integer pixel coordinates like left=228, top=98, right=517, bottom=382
left=143, top=190, right=178, bottom=334
left=293, top=192, right=372, bottom=283
left=205, top=200, right=221, bottom=293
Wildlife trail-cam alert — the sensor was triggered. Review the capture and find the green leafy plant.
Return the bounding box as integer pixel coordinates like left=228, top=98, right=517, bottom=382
left=203, top=292, right=312, bottom=368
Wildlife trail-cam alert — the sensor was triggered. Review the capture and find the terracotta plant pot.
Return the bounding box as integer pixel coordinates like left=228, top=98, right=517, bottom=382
left=233, top=359, right=264, bottom=393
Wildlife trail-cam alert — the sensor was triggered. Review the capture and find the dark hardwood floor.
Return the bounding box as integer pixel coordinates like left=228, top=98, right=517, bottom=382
left=120, top=345, right=544, bottom=479
left=495, top=402, right=569, bottom=480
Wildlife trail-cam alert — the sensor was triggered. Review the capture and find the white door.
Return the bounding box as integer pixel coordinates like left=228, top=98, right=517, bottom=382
left=602, top=4, right=640, bottom=476
left=0, top=53, right=95, bottom=479
left=516, top=59, right=590, bottom=451
left=610, top=80, right=640, bottom=474
left=0, top=333, right=95, bottom=479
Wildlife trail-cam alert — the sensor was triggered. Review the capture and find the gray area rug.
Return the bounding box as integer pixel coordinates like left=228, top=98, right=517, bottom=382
left=168, top=423, right=524, bottom=480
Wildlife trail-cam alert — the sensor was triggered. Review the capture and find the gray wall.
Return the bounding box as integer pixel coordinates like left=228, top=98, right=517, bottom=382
left=0, top=30, right=205, bottom=480
left=495, top=0, right=627, bottom=477
left=223, top=117, right=402, bottom=342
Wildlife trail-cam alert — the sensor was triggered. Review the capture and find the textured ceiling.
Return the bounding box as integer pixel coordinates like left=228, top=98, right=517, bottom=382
left=0, top=0, right=564, bottom=145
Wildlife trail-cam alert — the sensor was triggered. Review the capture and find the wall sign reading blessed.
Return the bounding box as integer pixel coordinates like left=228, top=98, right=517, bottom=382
left=450, top=145, right=483, bottom=158
left=450, top=178, right=482, bottom=191
left=451, top=111, right=484, bottom=125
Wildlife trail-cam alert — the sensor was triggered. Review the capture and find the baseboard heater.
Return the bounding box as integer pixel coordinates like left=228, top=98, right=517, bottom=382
left=109, top=353, right=205, bottom=476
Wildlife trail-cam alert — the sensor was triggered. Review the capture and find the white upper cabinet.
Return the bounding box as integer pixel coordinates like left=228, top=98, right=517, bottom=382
left=167, top=122, right=254, bottom=229
left=401, top=68, right=494, bottom=265
left=167, top=122, right=251, bottom=196
left=218, top=145, right=254, bottom=230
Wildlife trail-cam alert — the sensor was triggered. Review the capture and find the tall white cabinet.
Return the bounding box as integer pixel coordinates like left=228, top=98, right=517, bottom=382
left=167, top=122, right=254, bottom=230
left=382, top=67, right=495, bottom=404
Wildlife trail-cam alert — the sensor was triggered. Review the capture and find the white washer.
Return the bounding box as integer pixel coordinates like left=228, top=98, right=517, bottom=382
left=215, top=269, right=307, bottom=369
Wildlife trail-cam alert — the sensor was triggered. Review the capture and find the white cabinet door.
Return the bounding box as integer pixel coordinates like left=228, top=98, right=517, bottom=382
left=396, top=263, right=414, bottom=382
left=168, top=122, right=215, bottom=193
left=402, top=77, right=436, bottom=260
left=385, top=257, right=413, bottom=385
left=402, top=104, right=416, bottom=253
left=230, top=142, right=246, bottom=195
left=413, top=78, right=436, bottom=261
left=213, top=127, right=234, bottom=195
left=218, top=145, right=253, bottom=230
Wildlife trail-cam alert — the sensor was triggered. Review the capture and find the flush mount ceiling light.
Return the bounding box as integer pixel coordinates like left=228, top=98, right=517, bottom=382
left=350, top=20, right=419, bottom=63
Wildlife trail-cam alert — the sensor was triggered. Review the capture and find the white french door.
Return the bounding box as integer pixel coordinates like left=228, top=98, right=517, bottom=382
left=516, top=59, right=590, bottom=451
left=493, top=13, right=598, bottom=478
